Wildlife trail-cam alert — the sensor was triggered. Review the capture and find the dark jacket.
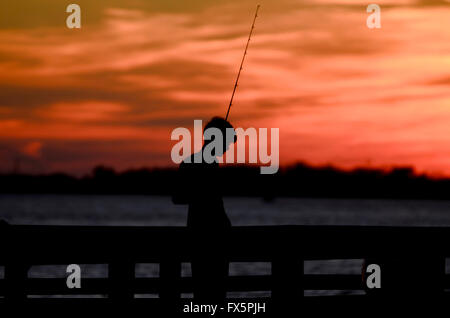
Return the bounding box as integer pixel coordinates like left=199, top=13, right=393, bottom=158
left=172, top=152, right=231, bottom=230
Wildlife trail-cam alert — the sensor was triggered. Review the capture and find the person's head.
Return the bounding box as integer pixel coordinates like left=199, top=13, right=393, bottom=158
left=203, top=116, right=237, bottom=157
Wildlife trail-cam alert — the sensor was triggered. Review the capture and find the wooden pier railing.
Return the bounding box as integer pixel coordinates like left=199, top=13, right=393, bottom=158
left=0, top=224, right=449, bottom=307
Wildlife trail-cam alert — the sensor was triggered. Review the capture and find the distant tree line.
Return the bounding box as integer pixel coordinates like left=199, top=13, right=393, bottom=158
left=1, top=163, right=449, bottom=200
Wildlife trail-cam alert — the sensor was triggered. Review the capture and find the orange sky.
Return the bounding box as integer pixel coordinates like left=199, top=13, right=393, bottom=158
left=1, top=0, right=450, bottom=175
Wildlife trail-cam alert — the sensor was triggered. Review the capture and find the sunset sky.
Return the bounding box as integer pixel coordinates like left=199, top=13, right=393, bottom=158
left=1, top=0, right=450, bottom=176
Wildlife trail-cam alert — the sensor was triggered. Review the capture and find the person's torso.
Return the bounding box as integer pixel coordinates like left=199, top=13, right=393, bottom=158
left=182, top=154, right=231, bottom=229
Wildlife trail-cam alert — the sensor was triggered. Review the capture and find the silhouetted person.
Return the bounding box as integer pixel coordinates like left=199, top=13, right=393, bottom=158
left=173, top=117, right=237, bottom=302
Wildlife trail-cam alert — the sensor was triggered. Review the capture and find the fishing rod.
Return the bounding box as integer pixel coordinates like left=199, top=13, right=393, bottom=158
left=225, top=4, right=260, bottom=121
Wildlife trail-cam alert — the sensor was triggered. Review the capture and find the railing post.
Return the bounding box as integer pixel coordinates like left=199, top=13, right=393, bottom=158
left=272, top=257, right=303, bottom=310
left=3, top=222, right=28, bottom=301
left=159, top=259, right=181, bottom=300
left=109, top=257, right=135, bottom=301
left=4, top=262, right=28, bottom=301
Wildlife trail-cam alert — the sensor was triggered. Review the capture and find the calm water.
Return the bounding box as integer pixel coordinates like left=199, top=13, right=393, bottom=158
left=1, top=195, right=450, bottom=297
left=3, top=194, right=450, bottom=227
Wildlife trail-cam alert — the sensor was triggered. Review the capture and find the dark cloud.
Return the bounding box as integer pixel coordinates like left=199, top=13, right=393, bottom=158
left=426, top=75, right=450, bottom=86
left=0, top=55, right=240, bottom=129
left=0, top=0, right=256, bottom=30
